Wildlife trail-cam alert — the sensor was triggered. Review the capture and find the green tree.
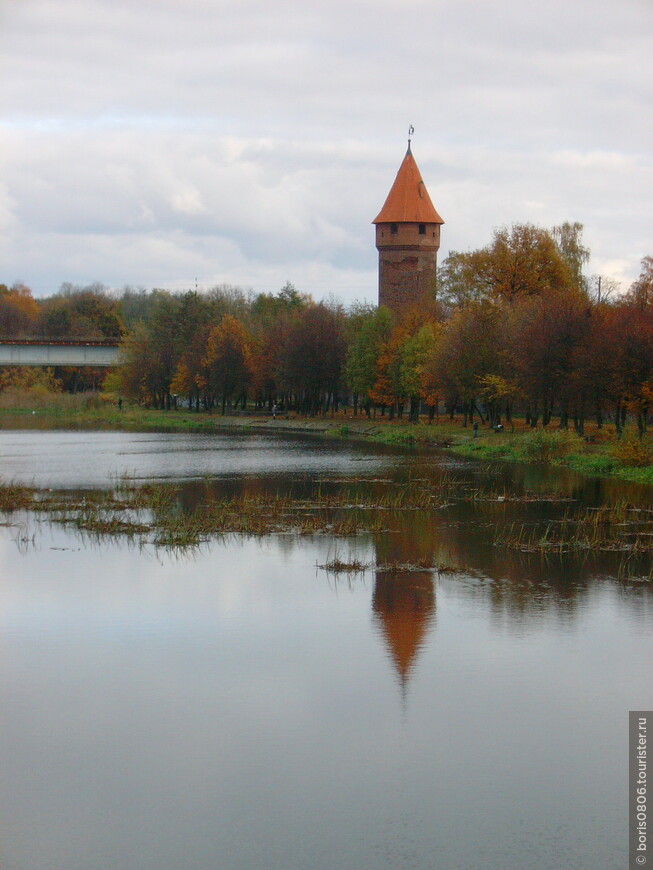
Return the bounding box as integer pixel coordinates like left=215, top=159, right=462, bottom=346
left=399, top=323, right=437, bottom=421
left=344, top=306, right=393, bottom=415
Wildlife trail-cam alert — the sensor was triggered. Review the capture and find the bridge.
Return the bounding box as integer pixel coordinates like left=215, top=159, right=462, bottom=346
left=0, top=338, right=121, bottom=367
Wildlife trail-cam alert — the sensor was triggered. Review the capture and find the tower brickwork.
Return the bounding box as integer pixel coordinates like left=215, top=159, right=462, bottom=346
left=373, top=145, right=444, bottom=311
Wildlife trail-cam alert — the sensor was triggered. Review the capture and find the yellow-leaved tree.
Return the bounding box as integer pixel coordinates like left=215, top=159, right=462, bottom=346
left=202, top=315, right=253, bottom=414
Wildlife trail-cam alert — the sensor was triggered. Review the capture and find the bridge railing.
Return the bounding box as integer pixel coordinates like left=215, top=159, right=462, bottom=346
left=0, top=337, right=121, bottom=347
left=0, top=338, right=121, bottom=367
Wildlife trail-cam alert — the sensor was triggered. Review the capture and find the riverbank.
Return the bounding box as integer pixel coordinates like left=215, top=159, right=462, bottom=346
left=1, top=397, right=652, bottom=486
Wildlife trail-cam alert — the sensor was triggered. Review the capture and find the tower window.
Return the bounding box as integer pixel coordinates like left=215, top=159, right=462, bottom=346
left=418, top=224, right=426, bottom=235
left=390, top=223, right=398, bottom=235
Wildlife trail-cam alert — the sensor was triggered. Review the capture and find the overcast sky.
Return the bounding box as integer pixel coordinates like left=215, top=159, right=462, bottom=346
left=1, top=0, right=651, bottom=304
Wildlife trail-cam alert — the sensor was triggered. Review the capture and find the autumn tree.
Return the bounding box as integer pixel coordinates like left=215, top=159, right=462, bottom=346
left=38, top=283, right=123, bottom=338
left=425, top=301, right=504, bottom=426
left=118, top=286, right=152, bottom=328
left=485, top=224, right=574, bottom=301
left=398, top=323, right=438, bottom=421
left=439, top=223, right=574, bottom=312
left=167, top=292, right=218, bottom=411
left=610, top=265, right=653, bottom=436
left=0, top=282, right=39, bottom=336
left=507, top=291, right=590, bottom=429
left=111, top=292, right=182, bottom=408
left=571, top=302, right=621, bottom=430
left=626, top=256, right=653, bottom=310
left=108, top=323, right=156, bottom=405
left=476, top=374, right=523, bottom=429
left=202, top=315, right=253, bottom=414
left=279, top=301, right=347, bottom=415
left=369, top=323, right=410, bottom=418
left=249, top=283, right=308, bottom=410
left=436, top=250, right=494, bottom=312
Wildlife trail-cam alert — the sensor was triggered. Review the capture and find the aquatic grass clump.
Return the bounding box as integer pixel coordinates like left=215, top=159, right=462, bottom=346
left=317, top=554, right=456, bottom=575
left=3, top=471, right=652, bottom=575
left=318, top=556, right=371, bottom=574
left=375, top=557, right=438, bottom=573
left=152, top=514, right=208, bottom=549
left=457, top=484, right=575, bottom=504
left=494, top=501, right=653, bottom=555
left=62, top=512, right=151, bottom=539
left=185, top=493, right=391, bottom=537
left=615, top=559, right=653, bottom=584
left=0, top=481, right=35, bottom=513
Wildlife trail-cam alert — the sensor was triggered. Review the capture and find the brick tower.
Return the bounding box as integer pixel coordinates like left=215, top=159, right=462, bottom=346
left=373, top=141, right=444, bottom=311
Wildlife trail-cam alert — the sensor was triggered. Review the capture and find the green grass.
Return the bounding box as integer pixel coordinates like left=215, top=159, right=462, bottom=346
left=362, top=421, right=452, bottom=447
left=0, top=400, right=227, bottom=434
left=447, top=426, right=653, bottom=486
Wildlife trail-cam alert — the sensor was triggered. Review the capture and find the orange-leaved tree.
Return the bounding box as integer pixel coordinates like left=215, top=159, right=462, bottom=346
left=203, top=315, right=253, bottom=414
left=0, top=283, right=40, bottom=336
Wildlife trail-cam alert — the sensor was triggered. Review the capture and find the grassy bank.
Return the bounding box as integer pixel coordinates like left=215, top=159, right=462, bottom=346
left=326, top=416, right=653, bottom=485
left=0, top=393, right=228, bottom=434
left=448, top=426, right=653, bottom=486
left=1, top=391, right=652, bottom=486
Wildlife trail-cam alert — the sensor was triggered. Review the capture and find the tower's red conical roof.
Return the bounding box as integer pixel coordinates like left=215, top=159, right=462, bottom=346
left=373, top=147, right=444, bottom=225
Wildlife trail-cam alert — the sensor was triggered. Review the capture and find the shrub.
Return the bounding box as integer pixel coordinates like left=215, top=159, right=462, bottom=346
left=0, top=366, right=62, bottom=395
left=81, top=393, right=110, bottom=411
left=612, top=434, right=653, bottom=467
left=518, top=428, right=584, bottom=462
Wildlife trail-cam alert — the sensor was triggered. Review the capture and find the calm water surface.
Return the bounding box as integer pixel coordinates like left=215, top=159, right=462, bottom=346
left=0, top=430, right=652, bottom=870
left=0, top=429, right=393, bottom=488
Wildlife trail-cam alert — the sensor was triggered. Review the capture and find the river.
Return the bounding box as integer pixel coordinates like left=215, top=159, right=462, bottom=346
left=0, top=429, right=651, bottom=870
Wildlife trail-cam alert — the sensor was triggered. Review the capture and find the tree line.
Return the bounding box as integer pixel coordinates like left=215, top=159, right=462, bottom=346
left=2, top=223, right=652, bottom=435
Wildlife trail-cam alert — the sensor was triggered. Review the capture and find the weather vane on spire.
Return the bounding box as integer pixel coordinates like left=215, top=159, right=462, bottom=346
left=408, top=124, right=415, bottom=150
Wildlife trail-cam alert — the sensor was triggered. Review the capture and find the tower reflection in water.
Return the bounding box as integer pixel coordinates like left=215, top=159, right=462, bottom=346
left=372, top=569, right=436, bottom=696
left=372, top=528, right=435, bottom=699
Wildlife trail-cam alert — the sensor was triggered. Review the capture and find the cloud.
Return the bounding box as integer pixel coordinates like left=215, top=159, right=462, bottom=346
left=0, top=0, right=651, bottom=301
